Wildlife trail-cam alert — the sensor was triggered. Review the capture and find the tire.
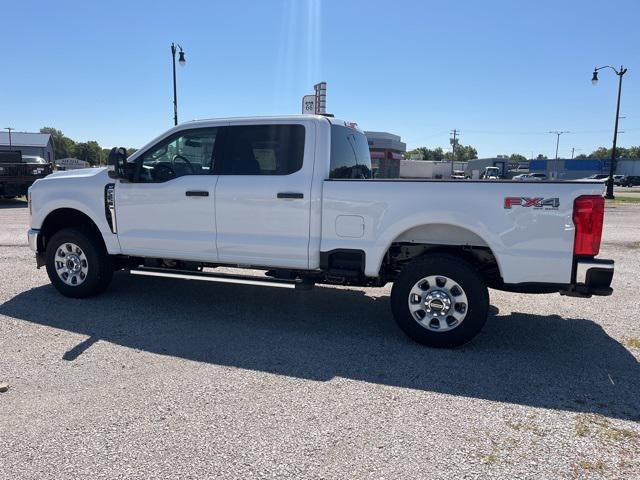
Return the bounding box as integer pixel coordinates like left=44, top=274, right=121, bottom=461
left=390, top=254, right=489, bottom=348
left=45, top=228, right=113, bottom=298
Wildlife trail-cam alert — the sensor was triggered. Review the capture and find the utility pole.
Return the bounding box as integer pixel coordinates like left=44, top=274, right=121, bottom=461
left=549, top=130, right=569, bottom=179
left=4, top=127, right=14, bottom=150
left=450, top=129, right=459, bottom=177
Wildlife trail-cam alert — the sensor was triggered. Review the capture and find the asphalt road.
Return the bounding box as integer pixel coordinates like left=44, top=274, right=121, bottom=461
left=1, top=197, right=639, bottom=479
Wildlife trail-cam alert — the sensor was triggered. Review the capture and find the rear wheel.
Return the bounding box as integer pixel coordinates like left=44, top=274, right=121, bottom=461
left=390, top=254, right=489, bottom=347
left=45, top=228, right=113, bottom=298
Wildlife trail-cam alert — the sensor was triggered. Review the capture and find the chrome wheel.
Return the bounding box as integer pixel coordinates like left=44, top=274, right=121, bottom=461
left=54, top=242, right=89, bottom=286
left=407, top=275, right=468, bottom=332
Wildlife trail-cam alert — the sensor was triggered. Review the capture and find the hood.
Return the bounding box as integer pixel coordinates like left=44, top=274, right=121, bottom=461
left=45, top=167, right=109, bottom=180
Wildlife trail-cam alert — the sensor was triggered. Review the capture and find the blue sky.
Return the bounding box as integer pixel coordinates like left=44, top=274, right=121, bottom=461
left=1, top=0, right=638, bottom=158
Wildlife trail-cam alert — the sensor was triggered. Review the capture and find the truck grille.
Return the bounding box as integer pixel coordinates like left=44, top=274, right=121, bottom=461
left=0, top=164, right=29, bottom=176
left=0, top=164, right=52, bottom=177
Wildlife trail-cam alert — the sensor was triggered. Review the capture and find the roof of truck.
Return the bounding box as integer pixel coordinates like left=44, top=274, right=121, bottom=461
left=183, top=114, right=360, bottom=130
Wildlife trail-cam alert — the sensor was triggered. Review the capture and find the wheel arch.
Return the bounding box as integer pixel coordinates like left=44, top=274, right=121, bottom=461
left=377, top=223, right=505, bottom=288
left=39, top=208, right=106, bottom=254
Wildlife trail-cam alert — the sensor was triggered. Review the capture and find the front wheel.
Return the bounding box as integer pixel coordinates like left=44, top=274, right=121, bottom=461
left=45, top=228, right=113, bottom=298
left=390, top=254, right=489, bottom=347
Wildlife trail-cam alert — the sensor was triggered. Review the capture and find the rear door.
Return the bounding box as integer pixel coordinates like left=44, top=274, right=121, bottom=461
left=214, top=121, right=315, bottom=268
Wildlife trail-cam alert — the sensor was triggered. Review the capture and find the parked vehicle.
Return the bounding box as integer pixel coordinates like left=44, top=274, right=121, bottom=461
left=529, top=173, right=547, bottom=181
left=26, top=115, right=614, bottom=347
left=481, top=166, right=501, bottom=180
left=451, top=170, right=466, bottom=179
left=621, top=176, right=640, bottom=187
left=0, top=150, right=53, bottom=198
left=575, top=174, right=609, bottom=183
left=513, top=173, right=546, bottom=181
left=612, top=174, right=625, bottom=186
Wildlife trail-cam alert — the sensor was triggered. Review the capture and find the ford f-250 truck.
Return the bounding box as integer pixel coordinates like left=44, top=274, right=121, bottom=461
left=26, top=115, right=614, bottom=347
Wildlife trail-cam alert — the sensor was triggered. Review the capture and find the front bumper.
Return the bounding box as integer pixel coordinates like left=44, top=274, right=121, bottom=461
left=560, top=258, right=614, bottom=298
left=27, top=228, right=40, bottom=252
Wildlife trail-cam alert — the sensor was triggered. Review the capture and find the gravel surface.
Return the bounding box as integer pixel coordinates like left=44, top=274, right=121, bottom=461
left=1, top=197, right=639, bottom=479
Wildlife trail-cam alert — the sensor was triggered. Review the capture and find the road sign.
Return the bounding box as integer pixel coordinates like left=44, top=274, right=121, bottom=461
left=302, top=95, right=316, bottom=114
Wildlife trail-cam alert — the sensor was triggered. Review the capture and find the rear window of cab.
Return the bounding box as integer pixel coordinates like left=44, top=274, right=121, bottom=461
left=329, top=125, right=372, bottom=179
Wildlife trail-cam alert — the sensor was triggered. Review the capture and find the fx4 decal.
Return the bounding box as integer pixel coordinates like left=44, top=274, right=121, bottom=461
left=504, top=197, right=560, bottom=209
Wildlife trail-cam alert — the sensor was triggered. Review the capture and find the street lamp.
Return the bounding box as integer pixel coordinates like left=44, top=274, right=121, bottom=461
left=549, top=130, right=569, bottom=179
left=4, top=127, right=14, bottom=150
left=171, top=43, right=186, bottom=126
left=592, top=65, right=628, bottom=199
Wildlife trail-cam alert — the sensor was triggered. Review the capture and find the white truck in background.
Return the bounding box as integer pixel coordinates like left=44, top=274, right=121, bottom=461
left=27, top=115, right=614, bottom=347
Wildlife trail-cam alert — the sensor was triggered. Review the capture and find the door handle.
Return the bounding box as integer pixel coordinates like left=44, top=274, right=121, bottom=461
left=185, top=190, right=209, bottom=197
left=277, top=192, right=304, bottom=199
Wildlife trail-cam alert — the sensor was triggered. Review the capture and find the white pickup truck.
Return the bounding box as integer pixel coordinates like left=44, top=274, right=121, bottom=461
left=27, top=115, right=614, bottom=347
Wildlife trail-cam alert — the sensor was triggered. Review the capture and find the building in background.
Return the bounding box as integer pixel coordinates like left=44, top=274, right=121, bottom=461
left=529, top=158, right=640, bottom=179
left=55, top=158, right=91, bottom=170
left=365, top=131, right=406, bottom=178
left=400, top=160, right=452, bottom=179
left=0, top=132, right=54, bottom=162
left=466, top=158, right=510, bottom=179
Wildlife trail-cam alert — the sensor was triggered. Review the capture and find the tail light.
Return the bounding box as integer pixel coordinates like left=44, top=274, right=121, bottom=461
left=573, top=195, right=604, bottom=256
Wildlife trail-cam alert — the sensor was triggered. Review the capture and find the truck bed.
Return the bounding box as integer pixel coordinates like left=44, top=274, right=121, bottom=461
left=320, top=179, right=605, bottom=284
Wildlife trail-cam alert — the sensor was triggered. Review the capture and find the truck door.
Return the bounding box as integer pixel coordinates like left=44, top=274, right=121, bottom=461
left=115, top=127, right=220, bottom=262
left=214, top=122, right=314, bottom=269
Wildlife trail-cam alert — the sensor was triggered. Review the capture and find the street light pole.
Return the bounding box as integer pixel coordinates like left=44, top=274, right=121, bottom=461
left=592, top=65, right=628, bottom=199
left=549, top=130, right=568, bottom=179
left=171, top=43, right=186, bottom=126
left=4, top=127, right=14, bottom=150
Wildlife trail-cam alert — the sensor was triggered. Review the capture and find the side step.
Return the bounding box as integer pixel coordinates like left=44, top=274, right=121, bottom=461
left=129, top=267, right=314, bottom=290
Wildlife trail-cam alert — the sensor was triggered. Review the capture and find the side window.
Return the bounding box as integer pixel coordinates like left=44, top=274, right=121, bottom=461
left=329, top=125, right=372, bottom=179
left=217, top=124, right=305, bottom=175
left=137, top=128, right=217, bottom=183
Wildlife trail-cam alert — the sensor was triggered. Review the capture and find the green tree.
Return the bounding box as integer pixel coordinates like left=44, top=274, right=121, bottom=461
left=40, top=127, right=76, bottom=159
left=626, top=146, right=640, bottom=158
left=74, top=141, right=102, bottom=165
left=509, top=154, right=527, bottom=164
left=586, top=146, right=639, bottom=159
left=444, top=144, right=477, bottom=162
left=536, top=154, right=548, bottom=160
left=405, top=147, right=445, bottom=161
left=574, top=154, right=588, bottom=159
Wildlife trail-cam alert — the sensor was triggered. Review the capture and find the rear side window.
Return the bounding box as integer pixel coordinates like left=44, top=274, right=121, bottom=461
left=329, top=125, right=372, bottom=179
left=217, top=124, right=305, bottom=175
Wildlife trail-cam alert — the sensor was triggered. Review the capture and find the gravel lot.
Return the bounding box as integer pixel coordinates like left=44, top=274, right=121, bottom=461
left=1, top=197, right=638, bottom=479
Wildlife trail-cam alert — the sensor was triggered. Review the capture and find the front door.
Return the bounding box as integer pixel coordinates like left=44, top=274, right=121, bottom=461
left=115, top=127, right=220, bottom=262
left=214, top=122, right=314, bottom=269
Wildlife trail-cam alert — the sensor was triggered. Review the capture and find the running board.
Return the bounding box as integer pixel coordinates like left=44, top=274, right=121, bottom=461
left=129, top=267, right=314, bottom=290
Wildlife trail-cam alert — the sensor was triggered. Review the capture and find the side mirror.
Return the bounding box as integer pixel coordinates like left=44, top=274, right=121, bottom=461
left=107, top=147, right=131, bottom=180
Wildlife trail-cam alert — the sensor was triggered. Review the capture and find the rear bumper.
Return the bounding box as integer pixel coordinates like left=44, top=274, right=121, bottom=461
left=560, top=258, right=614, bottom=298
left=497, top=258, right=614, bottom=297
